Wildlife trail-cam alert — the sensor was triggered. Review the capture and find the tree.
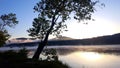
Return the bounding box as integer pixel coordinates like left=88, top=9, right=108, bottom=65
left=28, top=0, right=100, bottom=60
left=0, top=13, right=18, bottom=31
left=0, top=13, right=18, bottom=46
left=0, top=30, right=10, bottom=47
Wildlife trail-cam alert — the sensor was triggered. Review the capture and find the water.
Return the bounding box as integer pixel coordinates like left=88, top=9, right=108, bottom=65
left=53, top=45, right=120, bottom=68
left=1, top=45, right=120, bottom=68
left=59, top=50, right=120, bottom=68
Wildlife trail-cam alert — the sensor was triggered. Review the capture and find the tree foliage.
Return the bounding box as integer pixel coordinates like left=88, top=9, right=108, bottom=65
left=28, top=0, right=98, bottom=39
left=0, top=13, right=18, bottom=31
left=0, top=13, right=18, bottom=46
left=0, top=30, right=10, bottom=46
left=28, top=0, right=100, bottom=60
left=28, top=17, right=50, bottom=40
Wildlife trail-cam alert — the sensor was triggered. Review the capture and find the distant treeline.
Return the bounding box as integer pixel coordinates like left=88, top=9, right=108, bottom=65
left=48, top=33, right=120, bottom=45
left=5, top=33, right=120, bottom=47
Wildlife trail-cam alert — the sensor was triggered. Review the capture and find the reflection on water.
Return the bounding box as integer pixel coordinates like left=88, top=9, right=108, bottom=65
left=78, top=52, right=103, bottom=61
left=1, top=45, right=120, bottom=68
left=26, top=45, right=120, bottom=68
left=56, top=45, right=120, bottom=68
left=59, top=51, right=120, bottom=68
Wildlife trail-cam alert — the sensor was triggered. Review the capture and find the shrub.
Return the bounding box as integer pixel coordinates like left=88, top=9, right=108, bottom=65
left=0, top=48, right=28, bottom=62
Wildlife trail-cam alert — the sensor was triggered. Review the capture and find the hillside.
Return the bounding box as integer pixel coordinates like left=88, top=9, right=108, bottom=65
left=5, top=33, right=120, bottom=47
left=83, top=33, right=120, bottom=45
left=51, top=36, right=74, bottom=40
left=48, top=33, right=120, bottom=45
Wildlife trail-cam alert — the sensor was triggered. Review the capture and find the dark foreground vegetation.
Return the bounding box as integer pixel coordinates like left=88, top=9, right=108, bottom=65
left=0, top=49, right=69, bottom=68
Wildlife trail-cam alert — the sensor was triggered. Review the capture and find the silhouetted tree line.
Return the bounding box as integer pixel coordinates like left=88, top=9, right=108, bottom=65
left=5, top=33, right=120, bottom=47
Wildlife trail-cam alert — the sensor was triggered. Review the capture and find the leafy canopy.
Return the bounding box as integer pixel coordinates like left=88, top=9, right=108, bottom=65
left=0, top=13, right=18, bottom=31
left=0, top=13, right=18, bottom=46
left=28, top=0, right=99, bottom=40
left=0, top=30, right=10, bottom=46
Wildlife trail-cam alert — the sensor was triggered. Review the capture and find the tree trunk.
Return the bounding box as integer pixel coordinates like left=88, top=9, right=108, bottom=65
left=32, top=32, right=50, bottom=60
left=32, top=42, right=44, bottom=60
left=32, top=16, right=56, bottom=60
left=32, top=10, right=58, bottom=60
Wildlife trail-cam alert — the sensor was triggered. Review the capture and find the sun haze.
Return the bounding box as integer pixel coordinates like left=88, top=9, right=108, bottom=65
left=0, top=0, right=120, bottom=39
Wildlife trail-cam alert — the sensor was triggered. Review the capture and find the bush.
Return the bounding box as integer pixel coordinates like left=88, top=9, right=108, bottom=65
left=41, top=48, right=58, bottom=61
left=0, top=48, right=28, bottom=62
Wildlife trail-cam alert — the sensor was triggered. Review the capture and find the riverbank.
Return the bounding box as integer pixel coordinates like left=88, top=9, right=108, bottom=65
left=0, top=59, right=69, bottom=68
left=0, top=49, right=70, bottom=68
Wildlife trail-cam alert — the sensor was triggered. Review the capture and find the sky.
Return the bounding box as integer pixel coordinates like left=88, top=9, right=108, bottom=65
left=0, top=0, right=120, bottom=39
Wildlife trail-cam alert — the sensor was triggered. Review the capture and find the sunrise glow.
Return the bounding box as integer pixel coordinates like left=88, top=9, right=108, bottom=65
left=79, top=52, right=103, bottom=61
left=62, top=18, right=120, bottom=39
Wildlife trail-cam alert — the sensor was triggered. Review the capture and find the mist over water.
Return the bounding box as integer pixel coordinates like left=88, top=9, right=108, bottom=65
left=1, top=45, right=120, bottom=68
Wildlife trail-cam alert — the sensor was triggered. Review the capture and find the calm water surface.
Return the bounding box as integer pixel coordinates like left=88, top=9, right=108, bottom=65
left=50, top=45, right=120, bottom=68
left=1, top=45, right=120, bottom=68
left=27, top=45, right=120, bottom=68
left=59, top=50, right=120, bottom=68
